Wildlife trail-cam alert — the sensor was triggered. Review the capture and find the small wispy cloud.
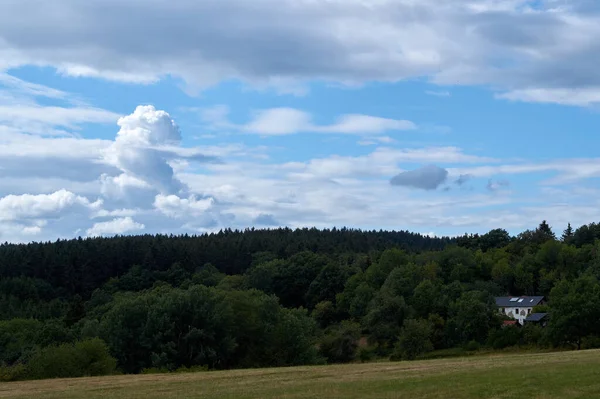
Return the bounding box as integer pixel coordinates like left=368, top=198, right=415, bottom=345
left=487, top=179, right=510, bottom=192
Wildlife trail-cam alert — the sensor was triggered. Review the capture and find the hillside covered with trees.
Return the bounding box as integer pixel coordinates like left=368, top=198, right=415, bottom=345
left=3, top=222, right=600, bottom=381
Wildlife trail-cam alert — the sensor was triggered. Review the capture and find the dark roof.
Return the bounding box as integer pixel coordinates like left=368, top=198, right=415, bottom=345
left=495, top=296, right=544, bottom=307
left=502, top=320, right=518, bottom=326
left=525, top=313, right=548, bottom=322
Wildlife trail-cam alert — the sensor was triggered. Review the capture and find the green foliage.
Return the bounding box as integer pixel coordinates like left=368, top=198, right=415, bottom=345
left=358, top=346, right=377, bottom=363
left=522, top=324, right=544, bottom=346
left=364, top=292, right=409, bottom=350
left=391, top=319, right=433, bottom=361
left=0, top=319, right=43, bottom=366
left=318, top=321, right=361, bottom=363
left=0, top=363, right=27, bottom=382
left=312, top=300, right=338, bottom=328
left=25, top=338, right=117, bottom=380
left=547, top=275, right=600, bottom=349
left=487, top=326, right=522, bottom=349
left=412, top=280, right=444, bottom=318
left=365, top=249, right=408, bottom=288
left=192, top=263, right=225, bottom=287
left=5, top=224, right=600, bottom=380
left=447, top=291, right=500, bottom=346
left=305, top=262, right=352, bottom=308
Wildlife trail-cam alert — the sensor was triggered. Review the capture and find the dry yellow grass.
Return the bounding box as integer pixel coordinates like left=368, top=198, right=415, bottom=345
left=1, top=350, right=600, bottom=399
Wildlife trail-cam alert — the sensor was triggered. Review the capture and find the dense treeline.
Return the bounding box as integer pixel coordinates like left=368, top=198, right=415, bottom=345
left=3, top=221, right=600, bottom=381
left=0, top=228, right=453, bottom=297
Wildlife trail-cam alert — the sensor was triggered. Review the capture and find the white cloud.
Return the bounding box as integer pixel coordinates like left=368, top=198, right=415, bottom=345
left=103, top=105, right=187, bottom=195
left=154, top=194, right=214, bottom=218
left=497, top=87, right=600, bottom=106
left=0, top=72, right=68, bottom=99
left=244, top=108, right=312, bottom=135
left=0, top=189, right=102, bottom=222
left=2, top=0, right=600, bottom=105
left=234, top=108, right=416, bottom=136
left=22, top=226, right=43, bottom=235
left=0, top=74, right=119, bottom=136
left=86, top=217, right=145, bottom=237
left=0, top=105, right=119, bottom=131
left=318, top=114, right=415, bottom=134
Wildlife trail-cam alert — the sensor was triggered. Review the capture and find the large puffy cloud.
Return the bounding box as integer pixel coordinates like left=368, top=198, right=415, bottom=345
left=103, top=105, right=185, bottom=194
left=153, top=194, right=214, bottom=219
left=1, top=1, right=600, bottom=105
left=86, top=217, right=145, bottom=237
left=0, top=189, right=102, bottom=221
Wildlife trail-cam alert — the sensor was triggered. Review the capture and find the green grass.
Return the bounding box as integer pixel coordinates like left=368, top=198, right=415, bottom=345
left=2, top=350, right=600, bottom=399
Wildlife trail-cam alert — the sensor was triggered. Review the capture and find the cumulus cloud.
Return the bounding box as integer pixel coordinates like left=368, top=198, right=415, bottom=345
left=390, top=165, right=449, bottom=190
left=1, top=1, right=599, bottom=105
left=102, top=105, right=186, bottom=195
left=153, top=194, right=214, bottom=219
left=0, top=189, right=102, bottom=221
left=86, top=217, right=145, bottom=237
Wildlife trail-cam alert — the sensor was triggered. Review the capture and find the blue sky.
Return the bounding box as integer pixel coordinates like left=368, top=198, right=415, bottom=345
left=1, top=0, right=599, bottom=242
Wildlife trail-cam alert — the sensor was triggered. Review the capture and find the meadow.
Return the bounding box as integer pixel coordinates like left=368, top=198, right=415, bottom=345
left=2, top=349, right=600, bottom=399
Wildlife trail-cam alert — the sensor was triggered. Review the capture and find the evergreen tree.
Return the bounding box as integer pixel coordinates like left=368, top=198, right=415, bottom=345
left=562, top=223, right=574, bottom=243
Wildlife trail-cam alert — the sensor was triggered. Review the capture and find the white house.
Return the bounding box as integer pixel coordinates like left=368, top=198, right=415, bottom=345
left=495, top=296, right=545, bottom=325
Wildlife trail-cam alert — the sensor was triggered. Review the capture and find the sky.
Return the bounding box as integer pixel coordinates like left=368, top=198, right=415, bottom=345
left=1, top=0, right=599, bottom=242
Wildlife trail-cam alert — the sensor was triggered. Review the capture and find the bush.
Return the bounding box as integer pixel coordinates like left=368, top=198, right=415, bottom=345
left=318, top=321, right=361, bottom=363
left=487, top=326, right=522, bottom=350
left=26, top=338, right=117, bottom=380
left=464, top=340, right=481, bottom=352
left=522, top=324, right=544, bottom=346
left=358, top=346, right=377, bottom=363
left=391, top=319, right=433, bottom=361
left=0, top=364, right=27, bottom=382
left=581, top=335, right=600, bottom=350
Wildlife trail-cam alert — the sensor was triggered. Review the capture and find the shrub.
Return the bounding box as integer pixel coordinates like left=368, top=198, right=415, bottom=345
left=391, top=319, right=434, bottom=361
left=487, top=326, right=522, bottom=349
left=522, top=324, right=544, bottom=346
left=0, top=364, right=27, bottom=382
left=358, top=346, right=377, bottom=363
left=581, top=335, right=600, bottom=350
left=318, top=321, right=361, bottom=363
left=26, top=338, right=117, bottom=380
left=464, top=340, right=481, bottom=352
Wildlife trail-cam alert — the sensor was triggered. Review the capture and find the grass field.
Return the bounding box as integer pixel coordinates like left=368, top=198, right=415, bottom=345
left=2, top=350, right=600, bottom=399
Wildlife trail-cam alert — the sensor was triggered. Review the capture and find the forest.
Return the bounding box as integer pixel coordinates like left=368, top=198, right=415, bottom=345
left=2, top=222, right=600, bottom=381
